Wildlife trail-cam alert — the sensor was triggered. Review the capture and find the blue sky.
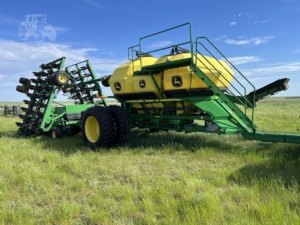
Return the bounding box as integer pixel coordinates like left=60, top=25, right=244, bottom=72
left=0, top=0, right=299, bottom=101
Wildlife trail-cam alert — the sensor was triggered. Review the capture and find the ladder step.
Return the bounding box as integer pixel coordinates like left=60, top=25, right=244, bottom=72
left=196, top=71, right=254, bottom=129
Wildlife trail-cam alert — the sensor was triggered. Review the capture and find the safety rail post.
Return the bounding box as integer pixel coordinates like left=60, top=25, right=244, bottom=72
left=138, top=23, right=193, bottom=69
left=128, top=44, right=140, bottom=75
left=195, top=37, right=256, bottom=124
left=193, top=47, right=250, bottom=108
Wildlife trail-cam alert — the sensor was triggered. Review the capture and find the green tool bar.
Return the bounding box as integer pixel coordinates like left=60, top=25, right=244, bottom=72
left=243, top=132, right=300, bottom=144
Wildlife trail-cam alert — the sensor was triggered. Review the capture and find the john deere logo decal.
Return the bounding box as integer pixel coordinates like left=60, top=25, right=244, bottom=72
left=114, top=82, right=121, bottom=91
left=172, top=76, right=182, bottom=87
left=139, top=79, right=146, bottom=88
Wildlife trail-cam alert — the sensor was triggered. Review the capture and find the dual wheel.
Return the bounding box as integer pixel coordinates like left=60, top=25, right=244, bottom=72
left=16, top=77, right=31, bottom=94
left=81, top=105, right=130, bottom=148
left=51, top=126, right=73, bottom=139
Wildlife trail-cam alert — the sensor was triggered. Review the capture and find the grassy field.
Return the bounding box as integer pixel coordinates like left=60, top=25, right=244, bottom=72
left=0, top=98, right=300, bottom=224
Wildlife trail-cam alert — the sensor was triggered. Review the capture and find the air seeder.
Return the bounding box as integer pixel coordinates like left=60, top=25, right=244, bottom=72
left=16, top=23, right=300, bottom=146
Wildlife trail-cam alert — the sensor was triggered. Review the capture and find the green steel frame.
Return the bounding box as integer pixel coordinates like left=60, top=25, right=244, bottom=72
left=17, top=57, right=67, bottom=135
left=16, top=58, right=107, bottom=136
left=120, top=23, right=300, bottom=144
left=15, top=22, right=300, bottom=144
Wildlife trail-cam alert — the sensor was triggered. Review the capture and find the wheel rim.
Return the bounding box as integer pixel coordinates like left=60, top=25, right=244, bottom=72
left=58, top=73, right=68, bottom=84
left=85, top=116, right=100, bottom=143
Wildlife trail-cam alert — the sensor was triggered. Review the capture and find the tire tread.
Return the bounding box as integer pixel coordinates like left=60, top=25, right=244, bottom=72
left=108, top=105, right=130, bottom=145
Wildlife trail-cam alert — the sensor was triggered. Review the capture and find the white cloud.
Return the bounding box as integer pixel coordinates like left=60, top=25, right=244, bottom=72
left=52, top=27, right=72, bottom=34
left=0, top=15, right=19, bottom=25
left=254, top=20, right=268, bottom=25
left=260, top=20, right=267, bottom=25
left=85, top=0, right=107, bottom=8
left=89, top=58, right=127, bottom=71
left=230, top=22, right=237, bottom=26
left=242, top=62, right=300, bottom=76
left=224, top=36, right=274, bottom=46
left=0, top=40, right=126, bottom=87
left=0, top=40, right=96, bottom=63
left=234, top=13, right=252, bottom=19
left=213, top=35, right=228, bottom=41
left=224, top=39, right=251, bottom=45
left=227, top=56, right=262, bottom=65
left=248, top=76, right=286, bottom=82
left=148, top=41, right=172, bottom=48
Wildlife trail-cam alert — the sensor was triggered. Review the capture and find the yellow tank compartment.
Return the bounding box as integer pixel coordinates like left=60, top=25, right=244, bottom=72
left=133, top=103, right=146, bottom=114
left=194, top=54, right=233, bottom=88
left=131, top=55, right=171, bottom=99
left=153, top=55, right=172, bottom=64
left=163, top=53, right=234, bottom=96
left=133, top=74, right=162, bottom=98
left=109, top=57, right=158, bottom=96
left=176, top=102, right=197, bottom=115
left=133, top=102, right=176, bottom=115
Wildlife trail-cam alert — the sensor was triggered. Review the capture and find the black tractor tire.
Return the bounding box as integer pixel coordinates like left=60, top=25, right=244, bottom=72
left=107, top=105, right=130, bottom=145
left=101, top=75, right=111, bottom=87
left=31, top=78, right=45, bottom=84
left=21, top=107, right=28, bottom=112
left=34, top=111, right=44, bottom=117
left=65, top=126, right=72, bottom=137
left=23, top=100, right=30, bottom=105
left=81, top=106, right=115, bottom=148
left=16, top=85, right=28, bottom=94
left=52, top=127, right=63, bottom=139
left=40, top=94, right=50, bottom=99
left=28, top=85, right=36, bottom=90
left=27, top=93, right=36, bottom=98
left=36, top=102, right=47, bottom=107
left=16, top=122, right=23, bottom=127
left=35, top=129, right=43, bottom=136
left=149, top=128, right=160, bottom=133
left=72, top=127, right=81, bottom=135
left=18, top=128, right=23, bottom=135
left=30, top=78, right=38, bottom=84
left=19, top=77, right=31, bottom=85
left=52, top=71, right=69, bottom=86
left=25, top=128, right=34, bottom=136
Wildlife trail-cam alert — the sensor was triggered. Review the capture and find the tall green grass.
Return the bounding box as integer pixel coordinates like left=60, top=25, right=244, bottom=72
left=0, top=100, right=300, bottom=224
